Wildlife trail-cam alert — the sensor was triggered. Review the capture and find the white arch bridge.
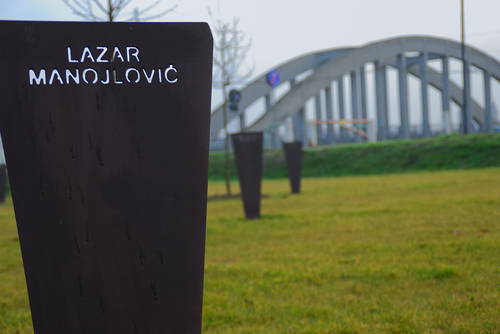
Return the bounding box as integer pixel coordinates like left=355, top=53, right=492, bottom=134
left=210, top=36, right=500, bottom=149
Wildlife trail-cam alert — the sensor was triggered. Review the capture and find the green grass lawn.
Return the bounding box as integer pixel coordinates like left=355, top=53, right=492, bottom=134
left=1, top=169, right=500, bottom=333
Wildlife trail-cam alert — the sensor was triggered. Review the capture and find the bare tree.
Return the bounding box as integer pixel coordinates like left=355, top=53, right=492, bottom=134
left=210, top=10, right=254, bottom=197
left=62, top=0, right=178, bottom=22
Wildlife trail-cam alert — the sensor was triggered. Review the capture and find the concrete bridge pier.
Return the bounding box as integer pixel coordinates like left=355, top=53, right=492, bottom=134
left=419, top=52, right=431, bottom=137
left=462, top=60, right=473, bottom=133
left=359, top=66, right=368, bottom=140
left=325, top=85, right=335, bottom=144
left=350, top=71, right=361, bottom=142
left=441, top=56, right=452, bottom=134
left=375, top=61, right=389, bottom=140
left=337, top=78, right=347, bottom=142
left=483, top=70, right=493, bottom=132
left=315, top=94, right=324, bottom=145
left=398, top=54, right=410, bottom=138
left=350, top=71, right=359, bottom=120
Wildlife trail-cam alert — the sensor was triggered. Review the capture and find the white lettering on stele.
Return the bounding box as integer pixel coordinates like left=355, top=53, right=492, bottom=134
left=29, top=46, right=179, bottom=86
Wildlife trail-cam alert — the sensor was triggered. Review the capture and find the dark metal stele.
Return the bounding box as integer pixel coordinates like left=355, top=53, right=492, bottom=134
left=231, top=132, right=263, bottom=219
left=282, top=142, right=303, bottom=194
left=0, top=21, right=213, bottom=334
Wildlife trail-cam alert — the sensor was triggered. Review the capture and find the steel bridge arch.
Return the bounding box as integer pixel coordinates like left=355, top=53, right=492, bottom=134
left=211, top=35, right=500, bottom=146
left=210, top=47, right=356, bottom=138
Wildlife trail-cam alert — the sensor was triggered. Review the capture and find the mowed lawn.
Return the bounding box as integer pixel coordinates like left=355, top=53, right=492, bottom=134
left=1, top=169, right=500, bottom=333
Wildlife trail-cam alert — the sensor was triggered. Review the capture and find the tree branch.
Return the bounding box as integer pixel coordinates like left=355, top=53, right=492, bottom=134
left=62, top=0, right=177, bottom=22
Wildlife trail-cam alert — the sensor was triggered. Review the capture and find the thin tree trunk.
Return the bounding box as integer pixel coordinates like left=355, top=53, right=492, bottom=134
left=107, top=0, right=114, bottom=22
left=222, top=83, right=232, bottom=196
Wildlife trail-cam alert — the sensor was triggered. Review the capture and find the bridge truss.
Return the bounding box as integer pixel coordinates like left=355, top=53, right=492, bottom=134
left=210, top=36, right=500, bottom=149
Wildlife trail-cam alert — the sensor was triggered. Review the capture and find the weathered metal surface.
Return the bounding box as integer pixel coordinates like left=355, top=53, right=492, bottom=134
left=0, top=21, right=213, bottom=334
left=282, top=142, right=303, bottom=194
left=231, top=132, right=263, bottom=219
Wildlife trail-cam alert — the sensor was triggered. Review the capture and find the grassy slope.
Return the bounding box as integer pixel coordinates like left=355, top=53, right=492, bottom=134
left=1, top=169, right=499, bottom=333
left=209, top=134, right=500, bottom=180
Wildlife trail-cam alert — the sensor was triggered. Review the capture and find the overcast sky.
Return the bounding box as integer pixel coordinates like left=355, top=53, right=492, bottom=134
left=1, top=0, right=499, bottom=78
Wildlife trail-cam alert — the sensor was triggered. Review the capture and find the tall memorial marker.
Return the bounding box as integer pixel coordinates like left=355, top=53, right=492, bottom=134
left=282, top=141, right=303, bottom=194
left=231, top=132, right=263, bottom=219
left=0, top=21, right=213, bottom=334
